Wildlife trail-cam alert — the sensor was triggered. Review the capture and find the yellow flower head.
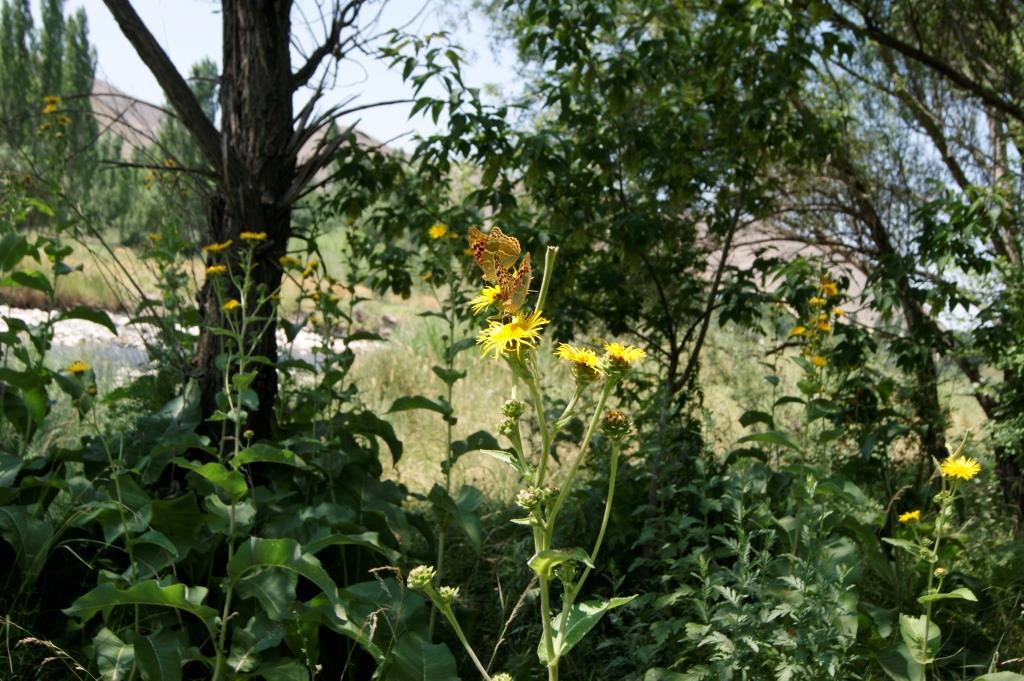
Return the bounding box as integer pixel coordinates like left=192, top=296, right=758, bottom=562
left=789, top=325, right=807, bottom=337
left=428, top=222, right=449, bottom=240
left=147, top=233, right=162, bottom=243
left=222, top=299, right=241, bottom=312
left=832, top=307, right=845, bottom=317
left=203, top=240, right=233, bottom=254
left=809, top=296, right=827, bottom=307
left=556, top=343, right=602, bottom=381
left=279, top=255, right=301, bottom=268
left=421, top=271, right=433, bottom=282
left=240, top=231, right=267, bottom=242
left=302, top=258, right=320, bottom=278
left=41, top=95, right=61, bottom=114
left=477, top=311, right=548, bottom=359
left=206, top=264, right=228, bottom=276
left=604, top=342, right=646, bottom=367
left=163, top=158, right=177, bottom=168
left=56, top=114, right=71, bottom=127
left=939, top=454, right=981, bottom=481
left=470, top=285, right=502, bottom=315
left=810, top=355, right=827, bottom=367
left=67, top=360, right=90, bottom=375
left=818, top=321, right=832, bottom=332
left=898, top=510, right=921, bottom=524
left=820, top=279, right=839, bottom=297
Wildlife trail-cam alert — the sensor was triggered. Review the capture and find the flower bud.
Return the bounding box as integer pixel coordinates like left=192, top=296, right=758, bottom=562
left=516, top=487, right=542, bottom=510
left=493, top=674, right=514, bottom=681
left=438, top=585, right=460, bottom=605
left=503, top=399, right=526, bottom=419
left=407, top=565, right=435, bottom=591
left=601, top=410, right=633, bottom=439
left=933, top=566, right=947, bottom=578
left=498, top=417, right=517, bottom=437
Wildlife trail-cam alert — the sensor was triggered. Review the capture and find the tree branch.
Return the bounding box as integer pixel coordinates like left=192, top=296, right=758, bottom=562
left=101, top=0, right=227, bottom=174
left=292, top=0, right=366, bottom=91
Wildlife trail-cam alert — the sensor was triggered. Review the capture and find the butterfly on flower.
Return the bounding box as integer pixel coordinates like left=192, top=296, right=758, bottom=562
left=467, top=226, right=533, bottom=314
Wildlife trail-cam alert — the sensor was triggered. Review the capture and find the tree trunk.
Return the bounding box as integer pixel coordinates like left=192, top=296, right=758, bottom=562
left=195, top=0, right=295, bottom=440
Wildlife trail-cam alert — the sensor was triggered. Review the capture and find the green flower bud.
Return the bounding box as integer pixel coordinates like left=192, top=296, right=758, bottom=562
left=407, top=565, right=435, bottom=591
left=601, top=409, right=633, bottom=439
left=438, top=585, right=460, bottom=605
left=503, top=399, right=526, bottom=419
left=498, top=416, right=518, bottom=437
left=516, top=487, right=542, bottom=510
left=493, top=674, right=514, bottom=681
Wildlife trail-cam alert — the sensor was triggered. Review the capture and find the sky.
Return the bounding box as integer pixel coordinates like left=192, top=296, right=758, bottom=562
left=34, top=0, right=517, bottom=150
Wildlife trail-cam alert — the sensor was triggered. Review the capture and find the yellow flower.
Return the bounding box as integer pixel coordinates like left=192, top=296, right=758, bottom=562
left=56, top=114, right=71, bottom=127
left=279, top=255, right=301, bottom=268
left=604, top=342, right=646, bottom=367
left=309, top=313, right=322, bottom=326
left=66, top=360, right=90, bottom=375
left=223, top=299, right=241, bottom=312
left=818, top=321, right=832, bottom=332
left=810, top=355, right=827, bottom=367
left=820, top=279, right=839, bottom=297
left=809, top=296, right=827, bottom=306
left=301, top=258, right=319, bottom=278
left=163, top=158, right=177, bottom=168
left=939, top=455, right=981, bottom=481
left=789, top=325, right=807, bottom=337
left=147, top=233, right=162, bottom=243
left=41, top=95, right=60, bottom=114
left=556, top=343, right=600, bottom=369
left=203, top=240, right=233, bottom=253
left=428, top=222, right=449, bottom=240
left=240, top=231, right=267, bottom=242
left=421, top=271, right=433, bottom=281
left=477, top=311, right=548, bottom=359
left=832, top=307, right=845, bottom=317
left=206, top=264, right=227, bottom=276
left=898, top=510, right=921, bottom=524
left=469, top=285, right=502, bottom=315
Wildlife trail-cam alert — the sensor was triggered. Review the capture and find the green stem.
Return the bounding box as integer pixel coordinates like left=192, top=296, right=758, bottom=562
left=535, top=246, right=558, bottom=314
left=545, top=380, right=614, bottom=531
left=538, top=573, right=557, bottom=677
left=438, top=603, right=492, bottom=681
left=527, top=369, right=553, bottom=486
left=212, top=504, right=236, bottom=681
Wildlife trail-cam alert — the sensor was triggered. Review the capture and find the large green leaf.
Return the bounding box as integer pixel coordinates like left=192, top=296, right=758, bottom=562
left=64, top=581, right=218, bottom=640
left=232, top=444, right=308, bottom=470
left=0, top=505, right=53, bottom=583
left=227, top=538, right=340, bottom=607
left=537, top=595, right=637, bottom=663
left=528, top=547, right=594, bottom=580
left=57, top=306, right=118, bottom=334
left=917, top=586, right=976, bottom=605
left=305, top=530, right=402, bottom=564
left=975, top=674, right=1024, bottom=680
left=387, top=395, right=452, bottom=416
left=899, top=613, right=941, bottom=664
left=172, top=458, right=248, bottom=502
left=132, top=629, right=181, bottom=681
left=94, top=627, right=135, bottom=681
left=427, top=484, right=481, bottom=554
left=384, top=631, right=459, bottom=681
left=876, top=643, right=924, bottom=681
left=235, top=568, right=298, bottom=621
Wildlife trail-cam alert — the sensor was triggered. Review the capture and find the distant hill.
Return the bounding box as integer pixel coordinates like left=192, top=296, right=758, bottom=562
left=88, top=78, right=391, bottom=162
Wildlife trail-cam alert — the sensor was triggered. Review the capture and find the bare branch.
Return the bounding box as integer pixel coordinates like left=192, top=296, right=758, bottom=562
left=292, top=0, right=367, bottom=91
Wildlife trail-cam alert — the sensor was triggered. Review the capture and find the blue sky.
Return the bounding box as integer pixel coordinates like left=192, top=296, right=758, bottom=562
left=35, top=0, right=516, bottom=150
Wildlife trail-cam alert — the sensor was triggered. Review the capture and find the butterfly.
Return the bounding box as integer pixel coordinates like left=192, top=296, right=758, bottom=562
left=468, top=226, right=533, bottom=313
left=468, top=226, right=521, bottom=282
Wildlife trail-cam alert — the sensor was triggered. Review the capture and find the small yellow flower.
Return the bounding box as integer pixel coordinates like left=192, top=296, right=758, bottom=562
left=604, top=342, right=646, bottom=367
left=421, top=271, right=433, bottom=281
left=810, top=355, right=827, bottom=367
left=240, top=231, right=267, bottom=242
left=477, top=310, right=548, bottom=359
left=820, top=279, right=839, bottom=297
left=206, top=264, right=227, bottom=276
left=818, top=321, right=832, bottom=332
left=470, top=285, right=502, bottom=315
left=279, top=255, right=301, bottom=268
left=428, top=222, right=449, bottom=240
left=37, top=122, right=51, bottom=133
left=163, top=158, right=177, bottom=168
left=147, top=233, right=162, bottom=243
left=309, top=313, right=322, bottom=326
left=555, top=344, right=602, bottom=381
left=223, top=299, right=241, bottom=312
left=789, top=325, right=807, bottom=337
left=302, top=258, right=319, bottom=278
left=270, top=293, right=281, bottom=301
left=203, top=240, right=233, bottom=253
left=898, top=510, right=921, bottom=524
left=809, top=296, right=827, bottom=306
left=939, top=454, right=981, bottom=481
left=56, top=114, right=71, bottom=127
left=66, top=360, right=90, bottom=375
left=41, top=95, right=60, bottom=114
left=832, top=307, right=845, bottom=317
